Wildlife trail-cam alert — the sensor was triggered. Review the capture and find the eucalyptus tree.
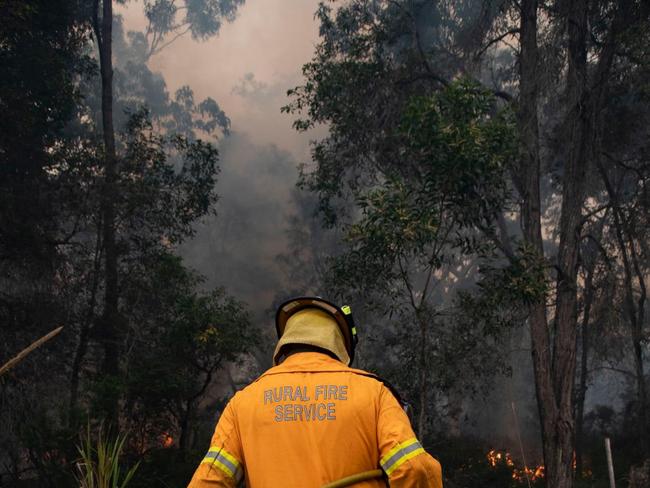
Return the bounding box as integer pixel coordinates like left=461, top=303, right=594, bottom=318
left=141, top=0, right=245, bottom=59
left=286, top=1, right=650, bottom=487
left=515, top=2, right=650, bottom=485
left=1, top=0, right=251, bottom=483
left=331, top=83, right=518, bottom=438
left=284, top=0, right=519, bottom=440
left=87, top=0, right=245, bottom=428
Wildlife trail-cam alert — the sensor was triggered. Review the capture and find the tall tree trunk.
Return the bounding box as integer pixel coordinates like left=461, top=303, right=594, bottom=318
left=545, top=2, right=590, bottom=486
left=95, top=0, right=120, bottom=428
left=517, top=1, right=557, bottom=486
left=517, top=0, right=590, bottom=486
left=69, top=225, right=102, bottom=420
left=575, top=264, right=595, bottom=478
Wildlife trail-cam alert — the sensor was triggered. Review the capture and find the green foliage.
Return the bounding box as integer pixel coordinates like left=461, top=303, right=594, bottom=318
left=331, top=179, right=442, bottom=297
left=106, top=16, right=231, bottom=140
left=8, top=401, right=79, bottom=486
left=0, top=0, right=93, bottom=264
left=286, top=1, right=520, bottom=436
left=283, top=0, right=501, bottom=225
left=184, top=0, right=243, bottom=39
left=456, top=243, right=549, bottom=335
left=0, top=0, right=253, bottom=485
left=75, top=426, right=139, bottom=488
left=0, top=3, right=99, bottom=482
left=329, top=79, right=516, bottom=295
left=122, top=253, right=254, bottom=451
left=142, top=0, right=244, bottom=56
left=119, top=108, right=220, bottom=246
left=164, top=86, right=230, bottom=137
left=485, top=245, right=548, bottom=305
left=0, top=0, right=91, bottom=168
left=400, top=79, right=517, bottom=227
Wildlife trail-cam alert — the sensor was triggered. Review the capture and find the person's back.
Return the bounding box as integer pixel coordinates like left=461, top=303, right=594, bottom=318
left=188, top=297, right=442, bottom=487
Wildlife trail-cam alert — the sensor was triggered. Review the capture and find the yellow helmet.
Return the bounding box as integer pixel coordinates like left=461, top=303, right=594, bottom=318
left=275, top=296, right=359, bottom=364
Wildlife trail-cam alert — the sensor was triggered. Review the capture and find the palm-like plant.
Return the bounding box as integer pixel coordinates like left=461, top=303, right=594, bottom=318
left=75, top=425, right=139, bottom=488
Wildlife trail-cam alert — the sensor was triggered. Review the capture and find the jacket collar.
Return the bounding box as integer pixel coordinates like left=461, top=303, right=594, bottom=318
left=261, top=352, right=349, bottom=378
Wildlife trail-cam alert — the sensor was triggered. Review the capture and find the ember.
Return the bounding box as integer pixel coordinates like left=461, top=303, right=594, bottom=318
left=161, top=433, right=174, bottom=448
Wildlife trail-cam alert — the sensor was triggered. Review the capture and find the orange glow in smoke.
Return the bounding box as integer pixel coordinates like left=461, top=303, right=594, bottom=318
left=161, top=433, right=174, bottom=448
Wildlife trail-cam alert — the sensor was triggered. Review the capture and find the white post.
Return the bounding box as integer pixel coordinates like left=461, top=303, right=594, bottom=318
left=605, top=437, right=616, bottom=488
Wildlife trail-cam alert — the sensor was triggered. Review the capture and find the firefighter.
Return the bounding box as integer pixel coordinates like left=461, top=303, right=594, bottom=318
left=188, top=296, right=442, bottom=487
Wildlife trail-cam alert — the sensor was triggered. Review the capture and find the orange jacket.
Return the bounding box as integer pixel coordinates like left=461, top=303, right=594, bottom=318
left=188, top=352, right=442, bottom=487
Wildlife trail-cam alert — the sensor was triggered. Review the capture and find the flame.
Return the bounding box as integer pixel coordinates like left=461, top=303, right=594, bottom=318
left=486, top=449, right=545, bottom=482
left=486, top=449, right=593, bottom=482
left=487, top=449, right=514, bottom=468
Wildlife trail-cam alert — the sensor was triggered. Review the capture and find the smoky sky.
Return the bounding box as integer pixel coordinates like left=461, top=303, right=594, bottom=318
left=119, top=0, right=324, bottom=160
left=119, top=0, right=326, bottom=316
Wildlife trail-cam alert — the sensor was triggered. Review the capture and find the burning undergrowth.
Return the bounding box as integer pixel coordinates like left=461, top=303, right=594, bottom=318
left=486, top=449, right=544, bottom=485
left=431, top=435, right=601, bottom=488
left=427, top=438, right=544, bottom=488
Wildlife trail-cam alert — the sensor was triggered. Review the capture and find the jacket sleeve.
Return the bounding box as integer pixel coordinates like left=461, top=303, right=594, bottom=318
left=377, top=386, right=442, bottom=487
left=187, top=397, right=244, bottom=488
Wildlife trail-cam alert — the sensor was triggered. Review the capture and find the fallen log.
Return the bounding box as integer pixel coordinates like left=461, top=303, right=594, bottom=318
left=0, top=326, right=64, bottom=377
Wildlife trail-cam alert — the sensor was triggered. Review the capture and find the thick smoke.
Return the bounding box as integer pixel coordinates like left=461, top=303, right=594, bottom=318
left=180, top=132, right=297, bottom=313
left=118, top=0, right=325, bottom=363
left=117, top=0, right=629, bottom=461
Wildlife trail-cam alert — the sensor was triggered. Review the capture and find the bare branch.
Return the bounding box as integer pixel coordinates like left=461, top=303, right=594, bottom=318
left=148, top=24, right=192, bottom=58
left=475, top=28, right=520, bottom=60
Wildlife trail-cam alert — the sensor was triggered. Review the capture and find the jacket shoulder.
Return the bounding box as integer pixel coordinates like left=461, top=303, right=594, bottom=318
left=346, top=368, right=406, bottom=406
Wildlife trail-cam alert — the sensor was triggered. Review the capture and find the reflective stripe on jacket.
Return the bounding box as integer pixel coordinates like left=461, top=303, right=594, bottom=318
left=188, top=352, right=442, bottom=487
